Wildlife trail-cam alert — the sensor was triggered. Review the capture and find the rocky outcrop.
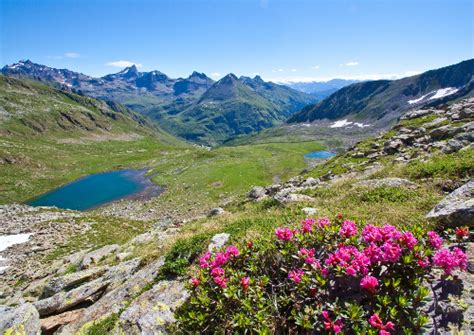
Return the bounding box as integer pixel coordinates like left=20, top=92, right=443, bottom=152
left=426, top=180, right=474, bottom=228
left=118, top=280, right=188, bottom=334
left=57, top=257, right=165, bottom=334
left=208, top=233, right=230, bottom=252
left=80, top=244, right=119, bottom=269
left=356, top=178, right=418, bottom=189
left=0, top=303, right=41, bottom=335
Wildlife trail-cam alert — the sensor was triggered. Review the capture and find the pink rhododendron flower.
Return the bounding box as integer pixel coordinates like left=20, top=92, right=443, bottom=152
left=433, top=247, right=467, bottom=275
left=213, top=276, right=228, bottom=288
left=305, top=256, right=320, bottom=268
left=360, top=275, right=379, bottom=294
left=339, top=220, right=357, bottom=238
left=325, top=246, right=370, bottom=276
left=417, top=257, right=430, bottom=268
left=362, top=225, right=384, bottom=243
left=322, top=310, right=343, bottom=334
left=199, top=252, right=211, bottom=269
left=381, top=241, right=402, bottom=263
left=400, top=232, right=417, bottom=250
left=210, top=267, right=225, bottom=277
left=190, top=277, right=200, bottom=287
left=363, top=243, right=384, bottom=264
left=380, top=224, right=402, bottom=241
left=369, top=313, right=395, bottom=334
left=427, top=231, right=443, bottom=249
left=318, top=217, right=331, bottom=228
left=275, top=227, right=294, bottom=241
left=226, top=245, right=240, bottom=256
left=298, top=248, right=315, bottom=258
left=241, top=277, right=250, bottom=290
left=301, top=218, right=316, bottom=233
left=210, top=252, right=230, bottom=268
left=288, top=269, right=305, bottom=283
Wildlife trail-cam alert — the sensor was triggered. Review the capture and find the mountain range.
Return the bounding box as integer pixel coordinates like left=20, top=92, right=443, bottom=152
left=1, top=61, right=316, bottom=144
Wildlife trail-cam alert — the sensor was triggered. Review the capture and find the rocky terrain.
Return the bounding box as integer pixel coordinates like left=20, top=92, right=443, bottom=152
left=0, top=98, right=472, bottom=334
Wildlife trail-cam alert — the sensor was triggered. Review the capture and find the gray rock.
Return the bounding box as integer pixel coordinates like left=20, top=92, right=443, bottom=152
left=209, top=207, right=225, bottom=217
left=430, top=125, right=462, bottom=140
left=356, top=177, right=418, bottom=189
left=80, top=244, right=119, bottom=269
left=42, top=267, right=107, bottom=298
left=300, top=177, right=320, bottom=188
left=274, top=189, right=315, bottom=204
left=247, top=186, right=267, bottom=201
left=34, top=277, right=109, bottom=317
left=401, top=109, right=433, bottom=120
left=302, top=207, right=318, bottom=216
left=426, top=180, right=474, bottom=228
left=424, top=117, right=448, bottom=128
left=441, top=139, right=464, bottom=154
left=119, top=280, right=189, bottom=334
left=265, top=184, right=282, bottom=196
left=208, top=233, right=230, bottom=252
left=383, top=139, right=403, bottom=154
left=0, top=303, right=41, bottom=335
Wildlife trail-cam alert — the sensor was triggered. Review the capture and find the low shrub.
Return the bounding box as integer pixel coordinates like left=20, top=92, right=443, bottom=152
left=176, top=215, right=468, bottom=334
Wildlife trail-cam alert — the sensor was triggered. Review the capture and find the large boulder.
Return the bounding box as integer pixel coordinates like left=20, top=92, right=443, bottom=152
left=119, top=280, right=189, bottom=334
left=0, top=303, right=41, bottom=335
left=426, top=180, right=474, bottom=228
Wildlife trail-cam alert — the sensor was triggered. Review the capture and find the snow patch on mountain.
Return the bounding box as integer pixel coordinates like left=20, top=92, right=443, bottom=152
left=408, top=87, right=459, bottom=105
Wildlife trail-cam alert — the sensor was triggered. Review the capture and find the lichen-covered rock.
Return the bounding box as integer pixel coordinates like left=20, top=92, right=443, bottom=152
left=80, top=244, right=119, bottom=269
left=119, top=280, right=189, bottom=334
left=42, top=267, right=107, bottom=298
left=426, top=180, right=474, bottom=228
left=34, top=277, right=109, bottom=316
left=208, top=233, right=230, bottom=252
left=0, top=303, right=41, bottom=335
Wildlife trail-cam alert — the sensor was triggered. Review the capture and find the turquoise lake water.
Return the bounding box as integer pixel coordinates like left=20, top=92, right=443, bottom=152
left=27, top=169, right=162, bottom=211
left=304, top=150, right=337, bottom=159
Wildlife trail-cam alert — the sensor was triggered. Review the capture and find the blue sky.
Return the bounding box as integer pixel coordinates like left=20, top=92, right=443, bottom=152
left=1, top=0, right=472, bottom=82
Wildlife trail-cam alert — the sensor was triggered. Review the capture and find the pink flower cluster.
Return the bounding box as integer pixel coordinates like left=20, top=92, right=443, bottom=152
left=275, top=227, right=294, bottom=241
left=360, top=225, right=416, bottom=264
left=339, top=220, right=357, bottom=238
left=325, top=246, right=370, bottom=276
left=318, top=217, right=331, bottom=228
left=301, top=218, right=316, bottom=233
left=322, top=311, right=343, bottom=334
left=369, top=313, right=395, bottom=335
left=288, top=269, right=305, bottom=283
left=199, top=245, right=241, bottom=288
left=427, top=231, right=443, bottom=249
left=360, top=275, right=379, bottom=294
left=433, top=247, right=467, bottom=275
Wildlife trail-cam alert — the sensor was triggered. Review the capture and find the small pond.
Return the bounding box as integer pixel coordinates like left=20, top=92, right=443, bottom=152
left=27, top=169, right=163, bottom=211
left=304, top=150, right=337, bottom=159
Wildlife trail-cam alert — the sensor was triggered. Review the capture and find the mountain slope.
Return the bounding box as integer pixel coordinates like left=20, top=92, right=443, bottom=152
left=0, top=75, right=177, bottom=142
left=288, top=59, right=474, bottom=126
left=155, top=74, right=315, bottom=145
